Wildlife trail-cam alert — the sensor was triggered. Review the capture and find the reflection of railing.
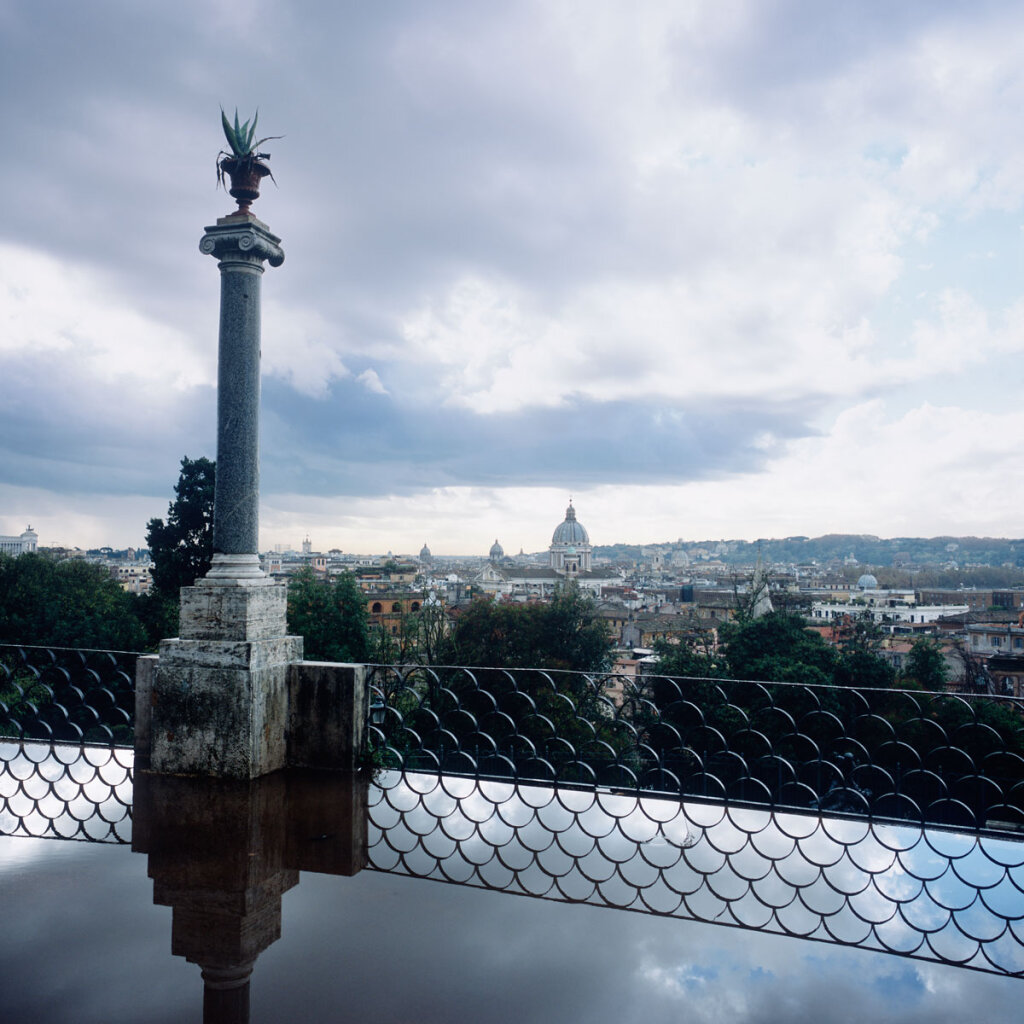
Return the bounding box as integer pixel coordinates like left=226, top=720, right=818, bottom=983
left=2, top=742, right=1022, bottom=978
left=369, top=770, right=1024, bottom=978
left=0, top=645, right=137, bottom=747
left=0, top=741, right=133, bottom=842
left=367, top=665, right=1024, bottom=834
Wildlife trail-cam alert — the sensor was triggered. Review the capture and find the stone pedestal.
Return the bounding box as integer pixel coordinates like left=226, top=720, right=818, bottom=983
left=147, top=581, right=302, bottom=779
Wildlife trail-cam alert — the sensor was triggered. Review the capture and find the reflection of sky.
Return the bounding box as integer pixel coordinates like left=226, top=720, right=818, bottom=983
left=6, top=835, right=1018, bottom=1024
left=1, top=756, right=1023, bottom=1020
left=216, top=870, right=1024, bottom=1023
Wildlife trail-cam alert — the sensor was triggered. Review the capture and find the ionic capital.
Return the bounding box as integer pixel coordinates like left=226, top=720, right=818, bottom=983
left=199, top=215, right=285, bottom=269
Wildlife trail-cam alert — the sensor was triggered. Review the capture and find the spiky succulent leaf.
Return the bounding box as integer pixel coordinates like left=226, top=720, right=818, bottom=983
left=221, top=108, right=240, bottom=155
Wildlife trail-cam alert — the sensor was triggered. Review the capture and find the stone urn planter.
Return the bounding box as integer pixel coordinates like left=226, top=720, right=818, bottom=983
left=219, top=156, right=272, bottom=215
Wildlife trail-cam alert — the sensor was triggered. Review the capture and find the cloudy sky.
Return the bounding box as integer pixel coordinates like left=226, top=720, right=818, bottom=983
left=4, top=1, right=1024, bottom=554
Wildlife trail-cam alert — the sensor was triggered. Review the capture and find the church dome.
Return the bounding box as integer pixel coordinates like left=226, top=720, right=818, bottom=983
left=856, top=573, right=879, bottom=590
left=419, top=542, right=431, bottom=560
left=552, top=503, right=589, bottom=545
left=489, top=539, right=504, bottom=560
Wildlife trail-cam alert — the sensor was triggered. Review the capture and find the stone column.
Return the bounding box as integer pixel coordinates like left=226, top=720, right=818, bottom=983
left=142, top=212, right=301, bottom=779
left=134, top=206, right=370, bottom=777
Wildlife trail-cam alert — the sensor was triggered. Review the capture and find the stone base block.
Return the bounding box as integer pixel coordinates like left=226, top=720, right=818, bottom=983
left=134, top=654, right=158, bottom=771
left=179, top=581, right=288, bottom=642
left=148, top=635, right=302, bottom=779
left=287, top=662, right=366, bottom=771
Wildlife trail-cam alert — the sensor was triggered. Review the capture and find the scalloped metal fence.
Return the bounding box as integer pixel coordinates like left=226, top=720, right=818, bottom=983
left=0, top=644, right=137, bottom=748
left=1, top=648, right=1022, bottom=836
left=366, top=665, right=1024, bottom=834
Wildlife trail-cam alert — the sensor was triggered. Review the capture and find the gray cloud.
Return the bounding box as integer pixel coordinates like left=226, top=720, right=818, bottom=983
left=4, top=2, right=1024, bottom=545
left=0, top=353, right=214, bottom=495
left=261, top=378, right=817, bottom=497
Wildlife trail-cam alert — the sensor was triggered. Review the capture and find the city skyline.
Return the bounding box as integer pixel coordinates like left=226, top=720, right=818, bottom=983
left=5, top=4, right=1024, bottom=553
left=8, top=516, right=1024, bottom=562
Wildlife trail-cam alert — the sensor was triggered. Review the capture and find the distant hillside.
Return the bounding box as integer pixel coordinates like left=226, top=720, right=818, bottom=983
left=594, top=535, right=1024, bottom=569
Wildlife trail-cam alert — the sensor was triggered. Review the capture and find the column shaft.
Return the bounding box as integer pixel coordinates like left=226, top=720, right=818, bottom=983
left=197, top=214, right=284, bottom=583
left=214, top=259, right=263, bottom=556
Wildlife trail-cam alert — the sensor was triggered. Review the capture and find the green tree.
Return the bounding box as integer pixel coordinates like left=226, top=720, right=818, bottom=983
left=411, top=586, right=616, bottom=783
left=440, top=585, right=611, bottom=672
left=721, top=611, right=837, bottom=686
left=287, top=568, right=368, bottom=662
left=832, top=612, right=896, bottom=689
left=0, top=553, right=147, bottom=651
left=145, top=456, right=215, bottom=598
left=651, top=621, right=725, bottom=678
left=901, top=637, right=950, bottom=691
left=134, top=590, right=180, bottom=649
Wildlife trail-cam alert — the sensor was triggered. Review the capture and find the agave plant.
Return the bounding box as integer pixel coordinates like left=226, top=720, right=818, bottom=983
left=216, top=107, right=281, bottom=188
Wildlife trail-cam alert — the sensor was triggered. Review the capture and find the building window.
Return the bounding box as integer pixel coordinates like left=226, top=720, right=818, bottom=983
left=371, top=602, right=382, bottom=614
left=392, top=602, right=402, bottom=613
left=410, top=601, right=421, bottom=611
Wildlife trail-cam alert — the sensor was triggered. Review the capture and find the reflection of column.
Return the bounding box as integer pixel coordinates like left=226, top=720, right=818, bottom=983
left=133, top=771, right=295, bottom=1024
left=133, top=769, right=368, bottom=1024
left=201, top=964, right=255, bottom=1024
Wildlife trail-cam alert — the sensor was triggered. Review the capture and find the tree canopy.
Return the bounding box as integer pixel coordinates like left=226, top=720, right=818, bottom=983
left=440, top=586, right=611, bottom=672
left=720, top=611, right=838, bottom=687
left=0, top=553, right=148, bottom=651
left=654, top=610, right=896, bottom=690
left=286, top=568, right=369, bottom=663
left=901, top=637, right=950, bottom=691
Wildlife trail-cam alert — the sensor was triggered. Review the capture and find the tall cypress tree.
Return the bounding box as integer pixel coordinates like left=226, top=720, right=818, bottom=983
left=145, top=456, right=215, bottom=598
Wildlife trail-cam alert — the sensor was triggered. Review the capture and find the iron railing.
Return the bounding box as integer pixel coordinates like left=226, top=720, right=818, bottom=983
left=367, top=664, right=1024, bottom=834
left=2, top=648, right=1022, bottom=835
left=0, top=644, right=137, bottom=748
